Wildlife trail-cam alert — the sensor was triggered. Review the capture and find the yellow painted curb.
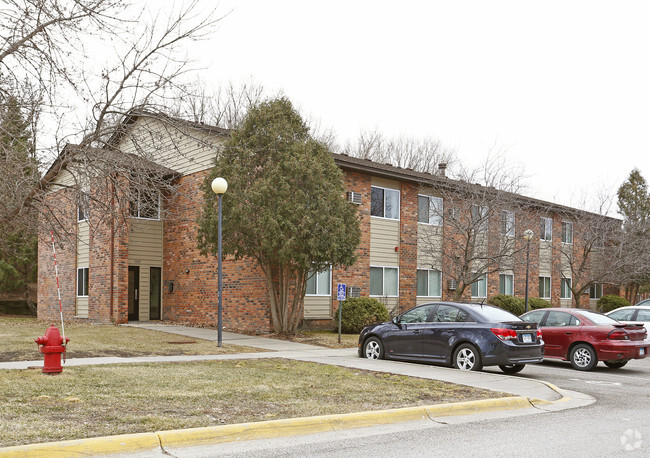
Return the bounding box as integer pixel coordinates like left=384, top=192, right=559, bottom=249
left=0, top=396, right=534, bottom=456
left=0, top=432, right=160, bottom=457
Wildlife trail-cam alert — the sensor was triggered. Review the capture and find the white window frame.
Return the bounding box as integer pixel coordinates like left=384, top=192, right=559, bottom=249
left=539, top=276, right=551, bottom=299
left=77, top=267, right=89, bottom=297
left=560, top=277, right=572, bottom=299
left=305, top=266, right=331, bottom=296
left=540, top=217, right=552, bottom=241
left=370, top=266, right=399, bottom=297
left=499, top=273, right=514, bottom=296
left=77, top=193, right=89, bottom=222
left=130, top=189, right=161, bottom=220
left=561, top=221, right=573, bottom=244
left=416, top=269, right=442, bottom=297
left=501, top=210, right=515, bottom=237
left=418, top=195, right=443, bottom=226
left=370, top=186, right=400, bottom=220
left=471, top=273, right=487, bottom=298
left=589, top=283, right=603, bottom=299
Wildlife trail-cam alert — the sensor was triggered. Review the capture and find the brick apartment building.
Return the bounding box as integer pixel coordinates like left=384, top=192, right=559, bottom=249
left=37, top=111, right=617, bottom=332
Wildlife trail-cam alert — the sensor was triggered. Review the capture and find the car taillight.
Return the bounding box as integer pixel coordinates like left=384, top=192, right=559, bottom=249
left=608, top=329, right=629, bottom=340
left=491, top=328, right=517, bottom=341
left=537, top=328, right=543, bottom=340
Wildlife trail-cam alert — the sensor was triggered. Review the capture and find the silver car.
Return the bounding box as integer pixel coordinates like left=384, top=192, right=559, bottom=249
left=606, top=305, right=650, bottom=330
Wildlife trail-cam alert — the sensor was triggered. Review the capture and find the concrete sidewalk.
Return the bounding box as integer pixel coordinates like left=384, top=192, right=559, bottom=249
left=0, top=323, right=595, bottom=457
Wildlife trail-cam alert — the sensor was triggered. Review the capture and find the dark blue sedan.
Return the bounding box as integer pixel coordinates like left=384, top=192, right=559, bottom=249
left=358, top=302, right=544, bottom=373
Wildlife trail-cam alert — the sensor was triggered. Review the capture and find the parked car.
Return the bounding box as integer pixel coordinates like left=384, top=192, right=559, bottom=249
left=634, top=298, right=650, bottom=307
left=606, top=306, right=650, bottom=330
left=520, top=308, right=649, bottom=370
left=358, top=302, right=544, bottom=373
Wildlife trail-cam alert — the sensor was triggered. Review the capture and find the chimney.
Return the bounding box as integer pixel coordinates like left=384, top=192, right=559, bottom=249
left=438, top=163, right=447, bottom=177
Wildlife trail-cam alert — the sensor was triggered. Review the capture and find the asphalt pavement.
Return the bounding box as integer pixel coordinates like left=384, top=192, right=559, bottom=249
left=0, top=323, right=595, bottom=457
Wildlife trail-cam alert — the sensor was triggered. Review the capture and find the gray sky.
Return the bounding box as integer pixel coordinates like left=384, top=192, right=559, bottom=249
left=180, top=1, right=650, bottom=211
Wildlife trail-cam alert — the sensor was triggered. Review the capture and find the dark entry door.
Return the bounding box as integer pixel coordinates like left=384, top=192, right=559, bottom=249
left=149, top=267, right=161, bottom=320
left=128, top=266, right=140, bottom=321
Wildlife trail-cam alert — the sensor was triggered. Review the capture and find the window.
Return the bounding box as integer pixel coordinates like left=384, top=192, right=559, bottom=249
left=471, top=273, right=487, bottom=298
left=370, top=266, right=399, bottom=296
left=546, top=311, right=579, bottom=327
left=398, top=305, right=436, bottom=324
left=561, top=221, right=573, bottom=244
left=418, top=195, right=443, bottom=226
left=540, top=217, right=552, bottom=241
left=608, top=309, right=636, bottom=321
left=521, top=310, right=546, bottom=324
left=560, top=278, right=572, bottom=299
left=501, top=210, right=515, bottom=237
left=471, top=205, right=489, bottom=232
left=432, top=305, right=472, bottom=323
left=416, top=269, right=442, bottom=297
left=306, top=267, right=331, bottom=296
left=589, top=283, right=603, bottom=299
left=499, top=273, right=514, bottom=295
left=539, top=276, right=551, bottom=299
left=370, top=186, right=400, bottom=219
left=130, top=189, right=160, bottom=219
left=77, top=267, right=89, bottom=297
left=77, top=193, right=89, bottom=222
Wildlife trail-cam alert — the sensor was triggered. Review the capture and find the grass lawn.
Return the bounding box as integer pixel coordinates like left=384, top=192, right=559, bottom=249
left=0, top=359, right=502, bottom=447
left=0, top=316, right=264, bottom=361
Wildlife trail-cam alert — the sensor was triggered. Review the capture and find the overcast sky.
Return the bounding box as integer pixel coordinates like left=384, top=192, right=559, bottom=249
left=179, top=0, right=649, bottom=212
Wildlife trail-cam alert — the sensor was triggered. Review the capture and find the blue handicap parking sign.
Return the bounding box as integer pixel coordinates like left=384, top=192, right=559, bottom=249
left=337, top=283, right=346, bottom=301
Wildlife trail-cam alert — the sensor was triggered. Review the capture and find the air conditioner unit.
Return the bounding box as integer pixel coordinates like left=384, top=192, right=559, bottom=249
left=347, top=286, right=361, bottom=298
left=448, top=279, right=458, bottom=290
left=347, top=191, right=362, bottom=205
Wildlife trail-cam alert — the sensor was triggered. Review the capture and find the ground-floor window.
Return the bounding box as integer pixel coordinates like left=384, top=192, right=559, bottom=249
left=539, top=276, right=551, bottom=299
left=76, top=267, right=89, bottom=297
left=417, top=269, right=441, bottom=297
left=499, top=273, right=514, bottom=295
left=370, top=266, right=399, bottom=297
left=560, top=278, right=572, bottom=299
left=471, top=273, right=487, bottom=298
left=589, top=283, right=603, bottom=299
left=306, top=266, right=332, bottom=296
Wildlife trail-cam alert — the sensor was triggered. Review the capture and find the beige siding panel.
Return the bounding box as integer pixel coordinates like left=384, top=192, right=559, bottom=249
left=117, top=118, right=223, bottom=176
left=371, top=176, right=400, bottom=190
left=304, top=296, right=332, bottom=319
left=50, top=168, right=77, bottom=188
left=77, top=221, right=90, bottom=266
left=375, top=297, right=399, bottom=315
left=370, top=218, right=400, bottom=265
left=560, top=299, right=573, bottom=308
left=128, top=219, right=163, bottom=322
left=417, top=224, right=442, bottom=269
left=417, top=297, right=440, bottom=306
left=75, top=297, right=88, bottom=318
left=539, top=241, right=552, bottom=276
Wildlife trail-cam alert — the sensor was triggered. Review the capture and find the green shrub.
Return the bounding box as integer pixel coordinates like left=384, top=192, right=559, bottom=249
left=337, top=297, right=389, bottom=334
left=527, top=297, right=551, bottom=310
left=597, top=295, right=630, bottom=313
left=488, top=295, right=525, bottom=316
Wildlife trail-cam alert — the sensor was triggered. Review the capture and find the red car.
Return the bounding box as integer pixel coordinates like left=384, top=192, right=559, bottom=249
left=520, top=308, right=648, bottom=371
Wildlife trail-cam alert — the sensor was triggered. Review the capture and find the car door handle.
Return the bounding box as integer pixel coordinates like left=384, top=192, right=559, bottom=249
left=565, top=332, right=572, bottom=335
left=413, top=330, right=421, bottom=335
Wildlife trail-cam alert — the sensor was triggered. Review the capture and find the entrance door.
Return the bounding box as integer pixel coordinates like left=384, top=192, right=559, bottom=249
left=128, top=266, right=140, bottom=321
left=149, top=267, right=161, bottom=320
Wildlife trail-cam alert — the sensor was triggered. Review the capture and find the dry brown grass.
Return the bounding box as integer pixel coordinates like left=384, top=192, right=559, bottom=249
left=0, top=359, right=502, bottom=447
left=0, top=317, right=263, bottom=361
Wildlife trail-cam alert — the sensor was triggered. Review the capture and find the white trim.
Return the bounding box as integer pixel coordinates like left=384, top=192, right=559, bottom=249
left=417, top=194, right=443, bottom=226
left=369, top=265, right=400, bottom=297
left=370, top=186, right=400, bottom=221
left=76, top=267, right=89, bottom=297
left=539, top=276, right=551, bottom=299
left=471, top=273, right=488, bottom=298
left=416, top=268, right=442, bottom=297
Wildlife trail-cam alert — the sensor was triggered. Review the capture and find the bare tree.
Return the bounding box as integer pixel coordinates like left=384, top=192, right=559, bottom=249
left=343, top=129, right=457, bottom=175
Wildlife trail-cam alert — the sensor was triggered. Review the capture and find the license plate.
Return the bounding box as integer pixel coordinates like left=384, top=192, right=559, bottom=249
left=522, top=333, right=533, bottom=343
left=641, top=348, right=646, bottom=356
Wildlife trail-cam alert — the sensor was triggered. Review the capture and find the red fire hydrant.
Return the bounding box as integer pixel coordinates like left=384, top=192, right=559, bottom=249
left=35, top=325, right=70, bottom=374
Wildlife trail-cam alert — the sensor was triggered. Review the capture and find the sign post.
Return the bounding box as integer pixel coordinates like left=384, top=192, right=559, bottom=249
left=337, top=283, right=346, bottom=343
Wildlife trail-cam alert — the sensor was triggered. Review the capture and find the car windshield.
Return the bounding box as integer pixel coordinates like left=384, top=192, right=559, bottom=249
left=472, top=305, right=521, bottom=322
left=580, top=310, right=619, bottom=325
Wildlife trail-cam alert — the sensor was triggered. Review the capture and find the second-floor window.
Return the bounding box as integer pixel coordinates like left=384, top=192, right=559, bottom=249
left=472, top=205, right=489, bottom=233
left=561, top=221, right=573, bottom=244
left=501, top=210, right=515, bottom=237
left=418, top=195, right=443, bottom=225
left=540, top=217, right=552, bottom=241
left=77, top=193, right=89, bottom=222
left=130, top=189, right=160, bottom=219
left=371, top=186, right=400, bottom=219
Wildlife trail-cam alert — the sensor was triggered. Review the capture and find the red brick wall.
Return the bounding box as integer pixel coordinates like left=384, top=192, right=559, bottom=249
left=399, top=182, right=418, bottom=313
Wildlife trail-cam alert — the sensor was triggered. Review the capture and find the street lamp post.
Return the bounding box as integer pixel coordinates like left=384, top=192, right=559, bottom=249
left=523, top=229, right=534, bottom=313
left=211, top=177, right=228, bottom=347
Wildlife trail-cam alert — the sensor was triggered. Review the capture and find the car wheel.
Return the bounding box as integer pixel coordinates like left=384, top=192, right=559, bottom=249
left=569, top=343, right=597, bottom=371
left=453, top=343, right=483, bottom=371
left=604, top=360, right=628, bottom=369
left=498, top=364, right=526, bottom=374
left=363, top=337, right=384, bottom=360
